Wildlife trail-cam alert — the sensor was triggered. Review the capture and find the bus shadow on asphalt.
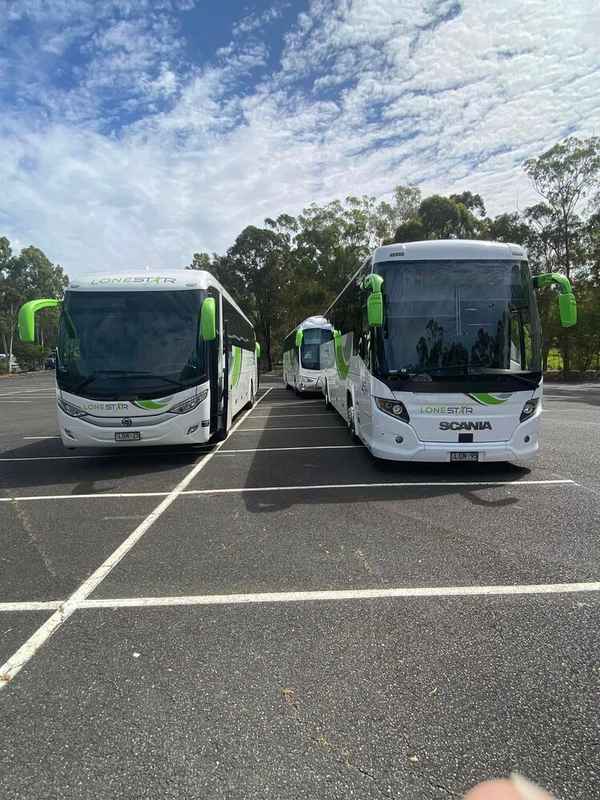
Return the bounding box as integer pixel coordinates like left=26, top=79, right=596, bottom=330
left=0, top=440, right=209, bottom=494
left=239, top=400, right=532, bottom=513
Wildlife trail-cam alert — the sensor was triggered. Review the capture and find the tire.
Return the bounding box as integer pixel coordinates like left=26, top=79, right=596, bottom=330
left=247, top=381, right=255, bottom=409
left=347, top=400, right=360, bottom=443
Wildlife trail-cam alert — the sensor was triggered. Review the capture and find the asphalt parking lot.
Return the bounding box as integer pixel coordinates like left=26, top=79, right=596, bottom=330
left=0, top=371, right=599, bottom=799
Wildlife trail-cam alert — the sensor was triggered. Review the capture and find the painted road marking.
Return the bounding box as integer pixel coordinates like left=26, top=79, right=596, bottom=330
left=250, top=413, right=335, bottom=418
left=78, top=581, right=600, bottom=608
left=236, top=426, right=345, bottom=432
left=0, top=601, right=62, bottom=612
left=3, top=581, right=599, bottom=614
left=217, top=445, right=363, bottom=455
left=0, top=388, right=273, bottom=689
left=0, top=479, right=579, bottom=504
left=23, top=436, right=61, bottom=440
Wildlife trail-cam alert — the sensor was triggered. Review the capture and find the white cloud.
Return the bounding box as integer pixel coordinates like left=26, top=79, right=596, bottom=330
left=1, top=0, right=600, bottom=276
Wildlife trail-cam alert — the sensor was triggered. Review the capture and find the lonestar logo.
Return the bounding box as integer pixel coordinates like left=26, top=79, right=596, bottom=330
left=89, top=276, right=177, bottom=285
left=440, top=421, right=492, bottom=431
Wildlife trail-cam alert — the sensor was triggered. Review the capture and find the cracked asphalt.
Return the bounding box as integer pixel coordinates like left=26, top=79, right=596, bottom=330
left=0, top=371, right=599, bottom=799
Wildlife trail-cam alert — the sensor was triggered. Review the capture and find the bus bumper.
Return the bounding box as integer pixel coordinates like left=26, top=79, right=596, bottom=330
left=57, top=408, right=213, bottom=448
left=367, top=417, right=540, bottom=463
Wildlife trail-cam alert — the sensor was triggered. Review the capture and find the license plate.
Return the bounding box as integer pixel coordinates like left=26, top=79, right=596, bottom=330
left=115, top=431, right=141, bottom=442
left=450, top=452, right=479, bottom=462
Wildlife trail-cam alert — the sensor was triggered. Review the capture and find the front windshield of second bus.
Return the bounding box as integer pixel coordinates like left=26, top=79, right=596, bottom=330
left=57, top=289, right=206, bottom=398
left=374, top=259, right=541, bottom=378
left=300, top=328, right=333, bottom=370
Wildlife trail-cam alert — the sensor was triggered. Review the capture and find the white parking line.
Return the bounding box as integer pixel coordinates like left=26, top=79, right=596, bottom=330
left=0, top=388, right=272, bottom=689
left=259, top=401, right=324, bottom=408
left=0, top=449, right=214, bottom=461
left=78, top=580, right=600, bottom=608
left=237, top=426, right=344, bottom=432
left=217, top=445, right=363, bottom=455
left=250, top=413, right=335, bottom=418
left=0, top=601, right=62, bottom=612
left=23, top=436, right=60, bottom=440
left=3, top=580, right=599, bottom=615
left=0, top=478, right=579, bottom=504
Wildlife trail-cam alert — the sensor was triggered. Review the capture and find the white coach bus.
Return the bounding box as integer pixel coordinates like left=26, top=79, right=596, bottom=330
left=18, top=270, right=259, bottom=449
left=282, top=315, right=334, bottom=394
left=322, top=240, right=576, bottom=463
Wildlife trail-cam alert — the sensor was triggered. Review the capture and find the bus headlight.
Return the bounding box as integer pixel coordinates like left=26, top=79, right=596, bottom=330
left=375, top=397, right=410, bottom=423
left=168, top=390, right=208, bottom=415
left=57, top=398, right=88, bottom=418
left=520, top=398, right=539, bottom=423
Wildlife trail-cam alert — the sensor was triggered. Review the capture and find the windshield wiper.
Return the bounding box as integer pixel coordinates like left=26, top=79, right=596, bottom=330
left=385, top=367, right=539, bottom=387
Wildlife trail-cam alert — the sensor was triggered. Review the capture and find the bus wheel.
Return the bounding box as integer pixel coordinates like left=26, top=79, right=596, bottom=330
left=247, top=381, right=255, bottom=409
left=347, top=399, right=359, bottom=442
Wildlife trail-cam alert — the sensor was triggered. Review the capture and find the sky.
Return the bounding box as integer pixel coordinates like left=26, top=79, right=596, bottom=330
left=1, top=0, right=599, bottom=277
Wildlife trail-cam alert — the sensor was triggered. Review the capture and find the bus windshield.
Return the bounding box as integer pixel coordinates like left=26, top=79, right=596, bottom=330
left=57, top=290, right=206, bottom=398
left=301, top=328, right=333, bottom=370
left=374, top=259, right=541, bottom=377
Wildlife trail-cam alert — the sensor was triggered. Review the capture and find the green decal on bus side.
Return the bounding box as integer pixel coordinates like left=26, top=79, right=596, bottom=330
left=231, top=345, right=242, bottom=387
left=467, top=393, right=509, bottom=406
left=333, top=330, right=349, bottom=379
left=133, top=399, right=171, bottom=410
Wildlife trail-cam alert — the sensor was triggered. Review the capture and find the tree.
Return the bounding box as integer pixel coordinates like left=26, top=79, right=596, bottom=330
left=0, top=238, right=68, bottom=372
left=187, top=252, right=212, bottom=271
left=416, top=195, right=480, bottom=239
left=221, top=226, right=292, bottom=371
left=393, top=217, right=427, bottom=243
left=525, top=137, right=600, bottom=280
left=524, top=137, right=600, bottom=375
left=449, top=191, right=486, bottom=217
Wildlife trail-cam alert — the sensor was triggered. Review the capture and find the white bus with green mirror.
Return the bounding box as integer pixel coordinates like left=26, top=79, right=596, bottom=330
left=282, top=315, right=335, bottom=394
left=321, top=239, right=576, bottom=463
left=18, top=271, right=259, bottom=449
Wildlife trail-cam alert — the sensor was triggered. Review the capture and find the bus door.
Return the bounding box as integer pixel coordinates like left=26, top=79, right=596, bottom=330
left=208, top=288, right=222, bottom=435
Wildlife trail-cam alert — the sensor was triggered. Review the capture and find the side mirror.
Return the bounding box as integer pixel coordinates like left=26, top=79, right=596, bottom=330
left=367, top=292, right=383, bottom=327
left=533, top=272, right=577, bottom=328
left=255, top=342, right=261, bottom=359
left=295, top=329, right=303, bottom=348
left=18, top=299, right=61, bottom=342
left=559, top=292, right=577, bottom=328
left=200, top=297, right=217, bottom=341
left=363, top=275, right=384, bottom=327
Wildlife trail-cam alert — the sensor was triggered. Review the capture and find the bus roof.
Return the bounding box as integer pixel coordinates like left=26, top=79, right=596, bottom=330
left=67, top=270, right=253, bottom=327
left=373, top=239, right=526, bottom=263
left=284, top=315, right=333, bottom=339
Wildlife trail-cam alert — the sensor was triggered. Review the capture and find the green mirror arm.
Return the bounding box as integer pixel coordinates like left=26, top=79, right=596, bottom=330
left=362, top=274, right=383, bottom=293
left=333, top=329, right=349, bottom=379
left=295, top=329, right=303, bottom=348
left=533, top=273, right=577, bottom=328
left=18, top=299, right=61, bottom=342
left=532, top=272, right=573, bottom=294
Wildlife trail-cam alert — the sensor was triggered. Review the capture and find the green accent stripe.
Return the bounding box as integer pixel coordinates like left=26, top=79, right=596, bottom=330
left=334, top=333, right=349, bottom=380
left=133, top=399, right=170, bottom=410
left=467, top=393, right=508, bottom=406
left=231, top=346, right=242, bottom=387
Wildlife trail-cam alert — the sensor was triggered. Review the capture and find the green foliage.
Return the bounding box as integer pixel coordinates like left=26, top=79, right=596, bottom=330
left=164, top=139, right=600, bottom=378
left=12, top=341, right=47, bottom=371
left=0, top=237, right=67, bottom=372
